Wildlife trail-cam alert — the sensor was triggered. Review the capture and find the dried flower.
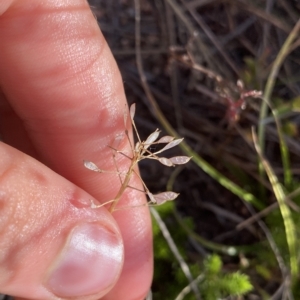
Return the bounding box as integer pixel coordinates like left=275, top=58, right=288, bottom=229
left=84, top=103, right=191, bottom=212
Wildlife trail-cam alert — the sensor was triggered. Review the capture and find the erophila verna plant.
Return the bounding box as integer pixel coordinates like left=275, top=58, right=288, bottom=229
left=84, top=103, right=191, bottom=212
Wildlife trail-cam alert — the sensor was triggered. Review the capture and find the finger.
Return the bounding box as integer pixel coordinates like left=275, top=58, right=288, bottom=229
left=0, top=1, right=153, bottom=299
left=0, top=92, right=38, bottom=158
left=0, top=142, right=123, bottom=299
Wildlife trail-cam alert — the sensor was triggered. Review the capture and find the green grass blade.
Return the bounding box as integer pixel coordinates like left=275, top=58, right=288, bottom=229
left=272, top=107, right=292, bottom=190
left=258, top=20, right=300, bottom=153
left=252, top=129, right=298, bottom=280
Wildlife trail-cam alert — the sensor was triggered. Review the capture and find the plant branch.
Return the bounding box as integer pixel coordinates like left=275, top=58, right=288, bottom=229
left=151, top=207, right=201, bottom=300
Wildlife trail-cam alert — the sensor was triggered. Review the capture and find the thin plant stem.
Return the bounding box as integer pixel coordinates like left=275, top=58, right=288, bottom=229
left=230, top=0, right=292, bottom=33
left=258, top=20, right=300, bottom=154
left=257, top=97, right=292, bottom=192
left=165, top=4, right=183, bottom=130
left=253, top=128, right=298, bottom=282
left=163, top=0, right=215, bottom=69
left=175, top=273, right=205, bottom=300
left=243, top=200, right=291, bottom=296
left=134, top=0, right=263, bottom=210
left=150, top=207, right=201, bottom=300
left=166, top=167, right=247, bottom=255
left=145, top=290, right=152, bottom=300
left=109, top=156, right=138, bottom=212
left=269, top=101, right=292, bottom=190
left=180, top=0, right=240, bottom=76
left=258, top=20, right=300, bottom=199
left=172, top=205, right=239, bottom=256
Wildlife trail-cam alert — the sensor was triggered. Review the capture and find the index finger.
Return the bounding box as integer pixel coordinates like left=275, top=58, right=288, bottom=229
left=0, top=1, right=153, bottom=299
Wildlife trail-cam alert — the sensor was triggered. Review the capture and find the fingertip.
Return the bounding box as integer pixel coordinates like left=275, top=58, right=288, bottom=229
left=47, top=223, right=123, bottom=298
left=0, top=143, right=124, bottom=299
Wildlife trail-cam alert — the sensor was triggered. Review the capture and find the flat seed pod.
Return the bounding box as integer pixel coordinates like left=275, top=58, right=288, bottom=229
left=153, top=191, right=179, bottom=205
left=156, top=136, right=174, bottom=144
left=83, top=160, right=101, bottom=172
left=156, top=138, right=184, bottom=154
left=144, top=129, right=160, bottom=149
left=130, top=103, right=136, bottom=121
left=158, top=157, right=174, bottom=167
left=169, top=156, right=191, bottom=165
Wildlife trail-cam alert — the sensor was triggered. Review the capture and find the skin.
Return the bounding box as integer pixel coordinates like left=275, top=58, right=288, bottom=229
left=0, top=0, right=153, bottom=299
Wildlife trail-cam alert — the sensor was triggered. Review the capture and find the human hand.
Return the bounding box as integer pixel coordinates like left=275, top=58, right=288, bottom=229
left=0, top=1, right=153, bottom=299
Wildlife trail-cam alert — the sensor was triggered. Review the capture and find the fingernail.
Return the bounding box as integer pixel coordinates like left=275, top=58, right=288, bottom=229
left=47, top=223, right=123, bottom=297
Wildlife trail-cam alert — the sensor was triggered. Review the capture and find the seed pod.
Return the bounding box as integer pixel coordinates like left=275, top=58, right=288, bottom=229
left=156, top=136, right=175, bottom=144
left=144, top=129, right=160, bottom=149
left=155, top=138, right=184, bottom=154
left=158, top=157, right=174, bottom=167
left=153, top=191, right=180, bottom=205
left=169, top=156, right=191, bottom=165
left=83, top=160, right=102, bottom=172
left=130, top=103, right=136, bottom=121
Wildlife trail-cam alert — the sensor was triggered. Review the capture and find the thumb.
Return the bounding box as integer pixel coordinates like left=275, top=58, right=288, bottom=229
left=0, top=142, right=123, bottom=299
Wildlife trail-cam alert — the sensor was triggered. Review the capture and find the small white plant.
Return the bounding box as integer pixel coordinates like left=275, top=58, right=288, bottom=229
left=84, top=103, right=191, bottom=212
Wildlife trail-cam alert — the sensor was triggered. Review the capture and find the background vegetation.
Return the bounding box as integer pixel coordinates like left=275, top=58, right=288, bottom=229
left=90, top=1, right=300, bottom=299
